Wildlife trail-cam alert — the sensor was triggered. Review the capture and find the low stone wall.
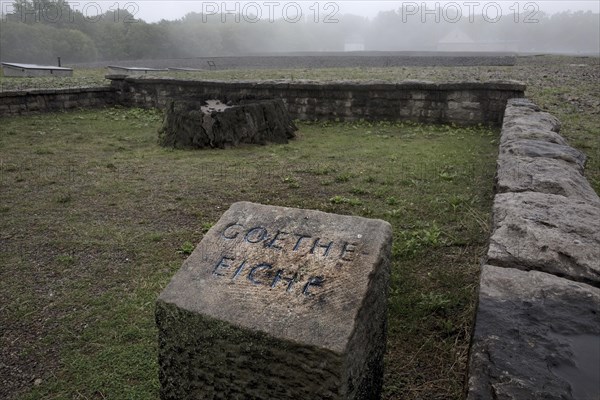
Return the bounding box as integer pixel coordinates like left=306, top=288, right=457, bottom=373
left=467, top=99, right=600, bottom=399
left=108, top=75, right=525, bottom=126
left=0, top=87, right=116, bottom=116
left=0, top=78, right=524, bottom=125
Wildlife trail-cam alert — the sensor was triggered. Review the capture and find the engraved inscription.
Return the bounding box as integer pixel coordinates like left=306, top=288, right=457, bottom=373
left=212, top=255, right=315, bottom=295
left=212, top=223, right=369, bottom=296
left=221, top=223, right=364, bottom=259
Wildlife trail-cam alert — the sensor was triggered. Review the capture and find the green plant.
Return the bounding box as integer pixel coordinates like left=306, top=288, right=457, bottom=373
left=282, top=176, right=300, bottom=188
left=386, top=196, right=399, bottom=206
left=177, top=241, right=195, bottom=255
left=387, top=208, right=404, bottom=218
left=350, top=186, right=369, bottom=195
left=311, top=166, right=335, bottom=176
left=418, top=292, right=452, bottom=314
left=56, top=193, right=72, bottom=204
left=149, top=233, right=163, bottom=242
left=335, top=173, right=352, bottom=183
left=56, top=254, right=75, bottom=265
left=329, top=195, right=362, bottom=206
left=329, top=195, right=345, bottom=204
left=394, top=223, right=443, bottom=258
left=439, top=171, right=457, bottom=181
left=201, top=222, right=215, bottom=233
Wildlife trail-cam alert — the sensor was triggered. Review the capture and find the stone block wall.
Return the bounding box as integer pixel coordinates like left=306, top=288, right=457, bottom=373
left=107, top=75, right=525, bottom=126
left=0, top=79, right=524, bottom=126
left=466, top=98, right=600, bottom=399
left=0, top=87, right=116, bottom=116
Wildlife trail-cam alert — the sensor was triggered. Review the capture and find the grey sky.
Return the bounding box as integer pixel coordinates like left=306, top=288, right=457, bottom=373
left=129, top=1, right=600, bottom=22
left=1, top=0, right=595, bottom=22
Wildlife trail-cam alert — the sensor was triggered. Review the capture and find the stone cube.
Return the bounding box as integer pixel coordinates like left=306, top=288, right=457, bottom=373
left=156, top=201, right=393, bottom=400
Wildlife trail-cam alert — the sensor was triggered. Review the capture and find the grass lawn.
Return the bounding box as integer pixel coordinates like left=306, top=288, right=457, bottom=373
left=1, top=55, right=597, bottom=192
left=1, top=54, right=597, bottom=399
left=1, top=108, right=497, bottom=399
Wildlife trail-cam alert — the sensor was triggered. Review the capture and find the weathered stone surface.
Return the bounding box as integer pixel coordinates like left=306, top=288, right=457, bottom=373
left=158, top=99, right=297, bottom=149
left=156, top=201, right=392, bottom=399
left=471, top=98, right=600, bottom=400
left=500, top=126, right=569, bottom=146
left=467, top=265, right=600, bottom=400
left=502, top=98, right=561, bottom=133
left=488, top=192, right=600, bottom=286
left=504, top=97, right=541, bottom=111
left=502, top=111, right=561, bottom=132
left=499, top=139, right=587, bottom=172
left=496, top=155, right=600, bottom=205
left=0, top=87, right=115, bottom=116
left=106, top=75, right=525, bottom=126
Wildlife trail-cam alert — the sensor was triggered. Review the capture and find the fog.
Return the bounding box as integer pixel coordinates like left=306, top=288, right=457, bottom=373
left=133, top=1, right=600, bottom=23
left=1, top=1, right=599, bottom=63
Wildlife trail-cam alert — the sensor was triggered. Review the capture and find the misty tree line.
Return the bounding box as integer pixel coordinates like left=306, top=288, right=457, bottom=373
left=0, top=0, right=598, bottom=64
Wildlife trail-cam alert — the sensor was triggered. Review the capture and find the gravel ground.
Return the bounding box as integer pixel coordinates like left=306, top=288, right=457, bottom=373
left=72, top=52, right=517, bottom=70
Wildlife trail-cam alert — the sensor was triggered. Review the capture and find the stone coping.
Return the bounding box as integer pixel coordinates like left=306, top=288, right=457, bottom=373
left=105, top=74, right=526, bottom=92
left=466, top=98, right=600, bottom=399
left=0, top=86, right=114, bottom=97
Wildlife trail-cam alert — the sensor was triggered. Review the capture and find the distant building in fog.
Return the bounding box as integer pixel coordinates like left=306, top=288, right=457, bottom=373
left=344, top=34, right=366, bottom=52
left=437, top=29, right=518, bottom=53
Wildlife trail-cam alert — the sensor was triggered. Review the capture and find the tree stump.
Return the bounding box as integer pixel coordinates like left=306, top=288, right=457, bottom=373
left=158, top=98, right=297, bottom=149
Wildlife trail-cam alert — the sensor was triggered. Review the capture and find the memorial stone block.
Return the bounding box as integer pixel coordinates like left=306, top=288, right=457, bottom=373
left=156, top=201, right=393, bottom=400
